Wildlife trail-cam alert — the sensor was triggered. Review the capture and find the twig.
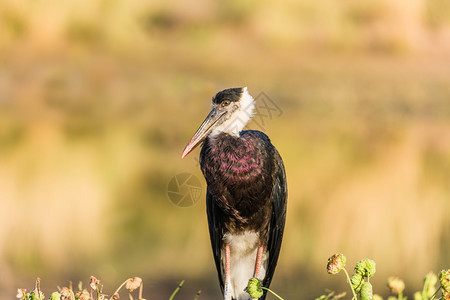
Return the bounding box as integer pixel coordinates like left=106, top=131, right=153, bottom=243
left=169, top=280, right=185, bottom=300
left=111, top=280, right=129, bottom=300
left=35, top=278, right=43, bottom=300
left=139, top=281, right=143, bottom=299
left=194, top=290, right=202, bottom=300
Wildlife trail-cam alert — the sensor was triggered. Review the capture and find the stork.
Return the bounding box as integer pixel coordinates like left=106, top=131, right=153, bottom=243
left=181, top=87, right=287, bottom=300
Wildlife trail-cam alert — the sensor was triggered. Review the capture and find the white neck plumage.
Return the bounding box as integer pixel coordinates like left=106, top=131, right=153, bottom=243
left=211, top=87, right=255, bottom=137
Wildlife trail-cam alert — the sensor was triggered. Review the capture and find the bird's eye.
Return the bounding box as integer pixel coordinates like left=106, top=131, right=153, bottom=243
left=221, top=100, right=231, bottom=107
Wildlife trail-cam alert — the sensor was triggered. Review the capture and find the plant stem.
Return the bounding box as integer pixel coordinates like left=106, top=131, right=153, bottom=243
left=343, top=268, right=358, bottom=300
left=194, top=290, right=202, bottom=300
left=138, top=282, right=143, bottom=300
left=429, top=287, right=441, bottom=300
left=169, top=280, right=185, bottom=300
left=111, top=280, right=128, bottom=299
left=35, top=278, right=43, bottom=300
left=261, top=287, right=284, bottom=300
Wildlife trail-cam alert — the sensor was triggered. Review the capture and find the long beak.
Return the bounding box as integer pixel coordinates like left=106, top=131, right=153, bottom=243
left=181, top=108, right=225, bottom=159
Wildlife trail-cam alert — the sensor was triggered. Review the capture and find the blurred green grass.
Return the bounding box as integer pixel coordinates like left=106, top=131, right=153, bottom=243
left=1, top=0, right=450, bottom=299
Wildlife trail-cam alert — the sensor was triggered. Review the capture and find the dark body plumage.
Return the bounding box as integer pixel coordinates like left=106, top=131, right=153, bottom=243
left=201, top=130, right=287, bottom=299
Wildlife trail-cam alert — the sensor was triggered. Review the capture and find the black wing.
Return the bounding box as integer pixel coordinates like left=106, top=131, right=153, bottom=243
left=261, top=149, right=287, bottom=299
left=206, top=189, right=225, bottom=292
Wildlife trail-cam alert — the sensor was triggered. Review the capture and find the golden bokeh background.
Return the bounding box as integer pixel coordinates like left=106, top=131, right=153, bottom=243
left=1, top=0, right=450, bottom=298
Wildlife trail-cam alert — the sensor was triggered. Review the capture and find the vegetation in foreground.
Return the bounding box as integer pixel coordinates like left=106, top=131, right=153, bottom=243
left=17, top=255, right=450, bottom=300
left=315, top=254, right=450, bottom=300
left=245, top=254, right=450, bottom=300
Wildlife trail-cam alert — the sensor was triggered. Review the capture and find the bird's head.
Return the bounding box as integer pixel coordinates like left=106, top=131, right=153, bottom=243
left=181, top=87, right=255, bottom=158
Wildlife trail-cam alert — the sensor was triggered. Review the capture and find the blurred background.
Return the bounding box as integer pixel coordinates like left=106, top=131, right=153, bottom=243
left=1, top=0, right=450, bottom=299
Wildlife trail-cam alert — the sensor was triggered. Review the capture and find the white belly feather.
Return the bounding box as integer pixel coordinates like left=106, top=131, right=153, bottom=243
left=222, top=231, right=268, bottom=300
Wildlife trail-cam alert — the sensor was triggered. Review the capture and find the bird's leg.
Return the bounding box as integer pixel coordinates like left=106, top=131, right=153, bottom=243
left=253, top=243, right=264, bottom=278
left=223, top=243, right=232, bottom=300
left=250, top=244, right=264, bottom=300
